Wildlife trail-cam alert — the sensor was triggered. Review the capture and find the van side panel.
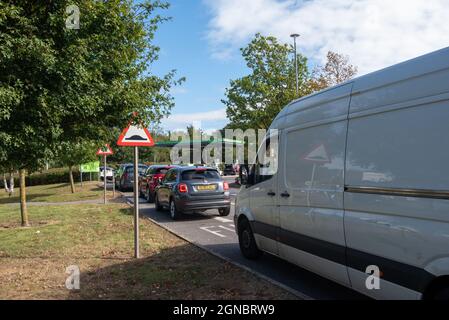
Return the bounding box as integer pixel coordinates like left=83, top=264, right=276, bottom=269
left=277, top=84, right=352, bottom=286
left=350, top=48, right=449, bottom=114
left=345, top=92, right=449, bottom=298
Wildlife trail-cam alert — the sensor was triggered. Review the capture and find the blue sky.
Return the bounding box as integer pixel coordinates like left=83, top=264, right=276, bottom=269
left=151, top=0, right=245, bottom=132
left=151, top=0, right=449, bottom=132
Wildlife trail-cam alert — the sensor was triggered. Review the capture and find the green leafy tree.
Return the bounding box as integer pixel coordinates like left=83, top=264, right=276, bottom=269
left=57, top=140, right=98, bottom=193
left=0, top=0, right=183, bottom=226
left=223, top=33, right=310, bottom=130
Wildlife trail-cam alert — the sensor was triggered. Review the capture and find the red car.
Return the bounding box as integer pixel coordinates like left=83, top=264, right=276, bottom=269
left=138, top=165, right=177, bottom=203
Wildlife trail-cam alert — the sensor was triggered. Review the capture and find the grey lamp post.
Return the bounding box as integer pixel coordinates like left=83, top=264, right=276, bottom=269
left=290, top=33, right=300, bottom=96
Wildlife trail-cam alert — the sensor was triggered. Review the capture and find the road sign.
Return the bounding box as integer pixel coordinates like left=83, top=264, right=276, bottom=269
left=116, top=121, right=155, bottom=259
left=96, top=144, right=114, bottom=156
left=303, top=144, right=330, bottom=163
left=117, top=124, right=155, bottom=147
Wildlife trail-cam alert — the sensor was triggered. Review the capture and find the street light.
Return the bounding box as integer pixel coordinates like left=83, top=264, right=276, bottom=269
left=290, top=33, right=300, bottom=96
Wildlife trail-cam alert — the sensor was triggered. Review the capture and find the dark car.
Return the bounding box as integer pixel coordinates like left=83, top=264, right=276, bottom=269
left=115, top=164, right=148, bottom=191
left=223, top=164, right=236, bottom=176
left=154, top=167, right=231, bottom=220
left=138, top=165, right=177, bottom=203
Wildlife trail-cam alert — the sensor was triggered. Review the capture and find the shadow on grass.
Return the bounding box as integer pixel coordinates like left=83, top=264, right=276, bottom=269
left=45, top=183, right=71, bottom=189
left=67, top=242, right=280, bottom=300
left=0, top=193, right=52, bottom=204
left=67, top=244, right=208, bottom=299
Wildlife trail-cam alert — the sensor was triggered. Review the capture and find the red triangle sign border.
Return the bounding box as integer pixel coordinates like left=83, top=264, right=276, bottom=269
left=96, top=144, right=114, bottom=156
left=117, top=123, right=155, bottom=147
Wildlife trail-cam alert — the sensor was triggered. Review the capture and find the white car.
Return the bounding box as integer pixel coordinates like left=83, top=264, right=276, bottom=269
left=100, top=166, right=114, bottom=181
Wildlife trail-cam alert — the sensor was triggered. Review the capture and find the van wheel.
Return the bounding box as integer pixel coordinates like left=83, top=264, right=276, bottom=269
left=219, top=207, right=230, bottom=216
left=169, top=199, right=181, bottom=220
left=146, top=187, right=154, bottom=203
left=155, top=194, right=163, bottom=211
left=238, top=219, right=262, bottom=260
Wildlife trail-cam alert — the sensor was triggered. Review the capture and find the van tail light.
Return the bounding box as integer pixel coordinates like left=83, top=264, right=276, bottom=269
left=178, top=183, right=188, bottom=193
left=223, top=182, right=229, bottom=191
left=123, top=173, right=128, bottom=180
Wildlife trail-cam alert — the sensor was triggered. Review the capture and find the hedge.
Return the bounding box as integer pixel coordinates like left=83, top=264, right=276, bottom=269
left=0, top=168, right=100, bottom=187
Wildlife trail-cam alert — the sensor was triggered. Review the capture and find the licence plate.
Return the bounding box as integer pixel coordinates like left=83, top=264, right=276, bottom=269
left=197, top=185, right=217, bottom=191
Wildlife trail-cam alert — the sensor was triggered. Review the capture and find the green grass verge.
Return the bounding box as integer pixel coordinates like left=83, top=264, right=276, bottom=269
left=0, top=203, right=296, bottom=300
left=0, top=182, right=106, bottom=204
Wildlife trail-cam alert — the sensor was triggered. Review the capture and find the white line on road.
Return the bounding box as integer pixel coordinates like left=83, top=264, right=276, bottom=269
left=218, top=225, right=235, bottom=232
left=214, top=217, right=233, bottom=223
left=200, top=226, right=226, bottom=238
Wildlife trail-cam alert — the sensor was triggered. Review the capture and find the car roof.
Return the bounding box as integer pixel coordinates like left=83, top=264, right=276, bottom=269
left=123, top=164, right=148, bottom=168
left=176, top=166, right=218, bottom=172
left=150, top=165, right=177, bottom=169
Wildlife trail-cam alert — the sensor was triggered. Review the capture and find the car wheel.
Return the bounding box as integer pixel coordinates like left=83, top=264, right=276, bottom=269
left=169, top=199, right=181, bottom=220
left=146, top=186, right=154, bottom=203
left=238, top=219, right=262, bottom=260
left=219, top=207, right=230, bottom=216
left=155, top=193, right=163, bottom=211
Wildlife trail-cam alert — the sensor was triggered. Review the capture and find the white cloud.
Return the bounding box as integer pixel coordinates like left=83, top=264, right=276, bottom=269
left=205, top=0, right=449, bottom=74
left=162, top=108, right=228, bottom=131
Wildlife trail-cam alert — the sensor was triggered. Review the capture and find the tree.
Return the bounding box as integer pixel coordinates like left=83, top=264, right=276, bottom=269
left=56, top=140, right=98, bottom=193
left=309, top=51, right=358, bottom=92
left=0, top=0, right=183, bottom=226
left=223, top=34, right=310, bottom=130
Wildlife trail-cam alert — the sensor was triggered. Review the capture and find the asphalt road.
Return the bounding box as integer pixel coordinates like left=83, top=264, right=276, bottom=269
left=121, top=176, right=368, bottom=300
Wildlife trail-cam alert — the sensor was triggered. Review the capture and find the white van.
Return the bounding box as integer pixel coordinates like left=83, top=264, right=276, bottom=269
left=234, top=47, right=449, bottom=300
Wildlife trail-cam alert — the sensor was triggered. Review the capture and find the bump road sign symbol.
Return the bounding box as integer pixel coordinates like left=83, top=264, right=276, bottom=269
left=117, top=124, right=155, bottom=147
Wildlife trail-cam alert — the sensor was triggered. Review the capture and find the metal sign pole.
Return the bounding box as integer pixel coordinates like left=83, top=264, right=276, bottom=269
left=80, top=166, right=83, bottom=188
left=104, top=155, right=107, bottom=204
left=112, top=174, right=115, bottom=198
left=133, top=146, right=140, bottom=259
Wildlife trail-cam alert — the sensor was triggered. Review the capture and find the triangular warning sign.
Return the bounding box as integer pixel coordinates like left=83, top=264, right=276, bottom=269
left=303, top=144, right=330, bottom=163
left=96, top=144, right=114, bottom=156
left=117, top=124, right=155, bottom=147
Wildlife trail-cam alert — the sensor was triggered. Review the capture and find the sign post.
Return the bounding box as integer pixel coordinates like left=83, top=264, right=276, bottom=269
left=96, top=145, right=114, bottom=205
left=117, top=122, right=155, bottom=259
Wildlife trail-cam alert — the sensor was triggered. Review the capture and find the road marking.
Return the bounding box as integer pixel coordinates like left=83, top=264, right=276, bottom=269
left=200, top=226, right=226, bottom=238
left=214, top=217, right=233, bottom=223
left=218, top=225, right=235, bottom=232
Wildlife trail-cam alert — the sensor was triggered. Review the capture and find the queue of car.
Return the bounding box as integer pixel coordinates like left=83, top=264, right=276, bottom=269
left=102, top=162, right=236, bottom=220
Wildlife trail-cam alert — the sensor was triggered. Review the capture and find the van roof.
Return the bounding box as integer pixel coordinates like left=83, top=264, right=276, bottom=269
left=274, top=46, right=449, bottom=124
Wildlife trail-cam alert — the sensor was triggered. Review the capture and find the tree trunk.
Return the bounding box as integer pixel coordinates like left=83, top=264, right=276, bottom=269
left=3, top=173, right=8, bottom=193
left=9, top=172, right=14, bottom=194
left=69, top=166, right=76, bottom=193
left=19, top=169, right=29, bottom=227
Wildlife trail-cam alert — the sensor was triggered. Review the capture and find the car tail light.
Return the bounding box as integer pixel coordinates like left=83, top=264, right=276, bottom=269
left=178, top=183, right=188, bottom=193
left=223, top=182, right=229, bottom=191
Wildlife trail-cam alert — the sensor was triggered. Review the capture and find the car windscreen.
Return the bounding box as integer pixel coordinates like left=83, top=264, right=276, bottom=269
left=126, top=166, right=147, bottom=175
left=181, top=169, right=221, bottom=181
left=154, top=168, right=169, bottom=175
